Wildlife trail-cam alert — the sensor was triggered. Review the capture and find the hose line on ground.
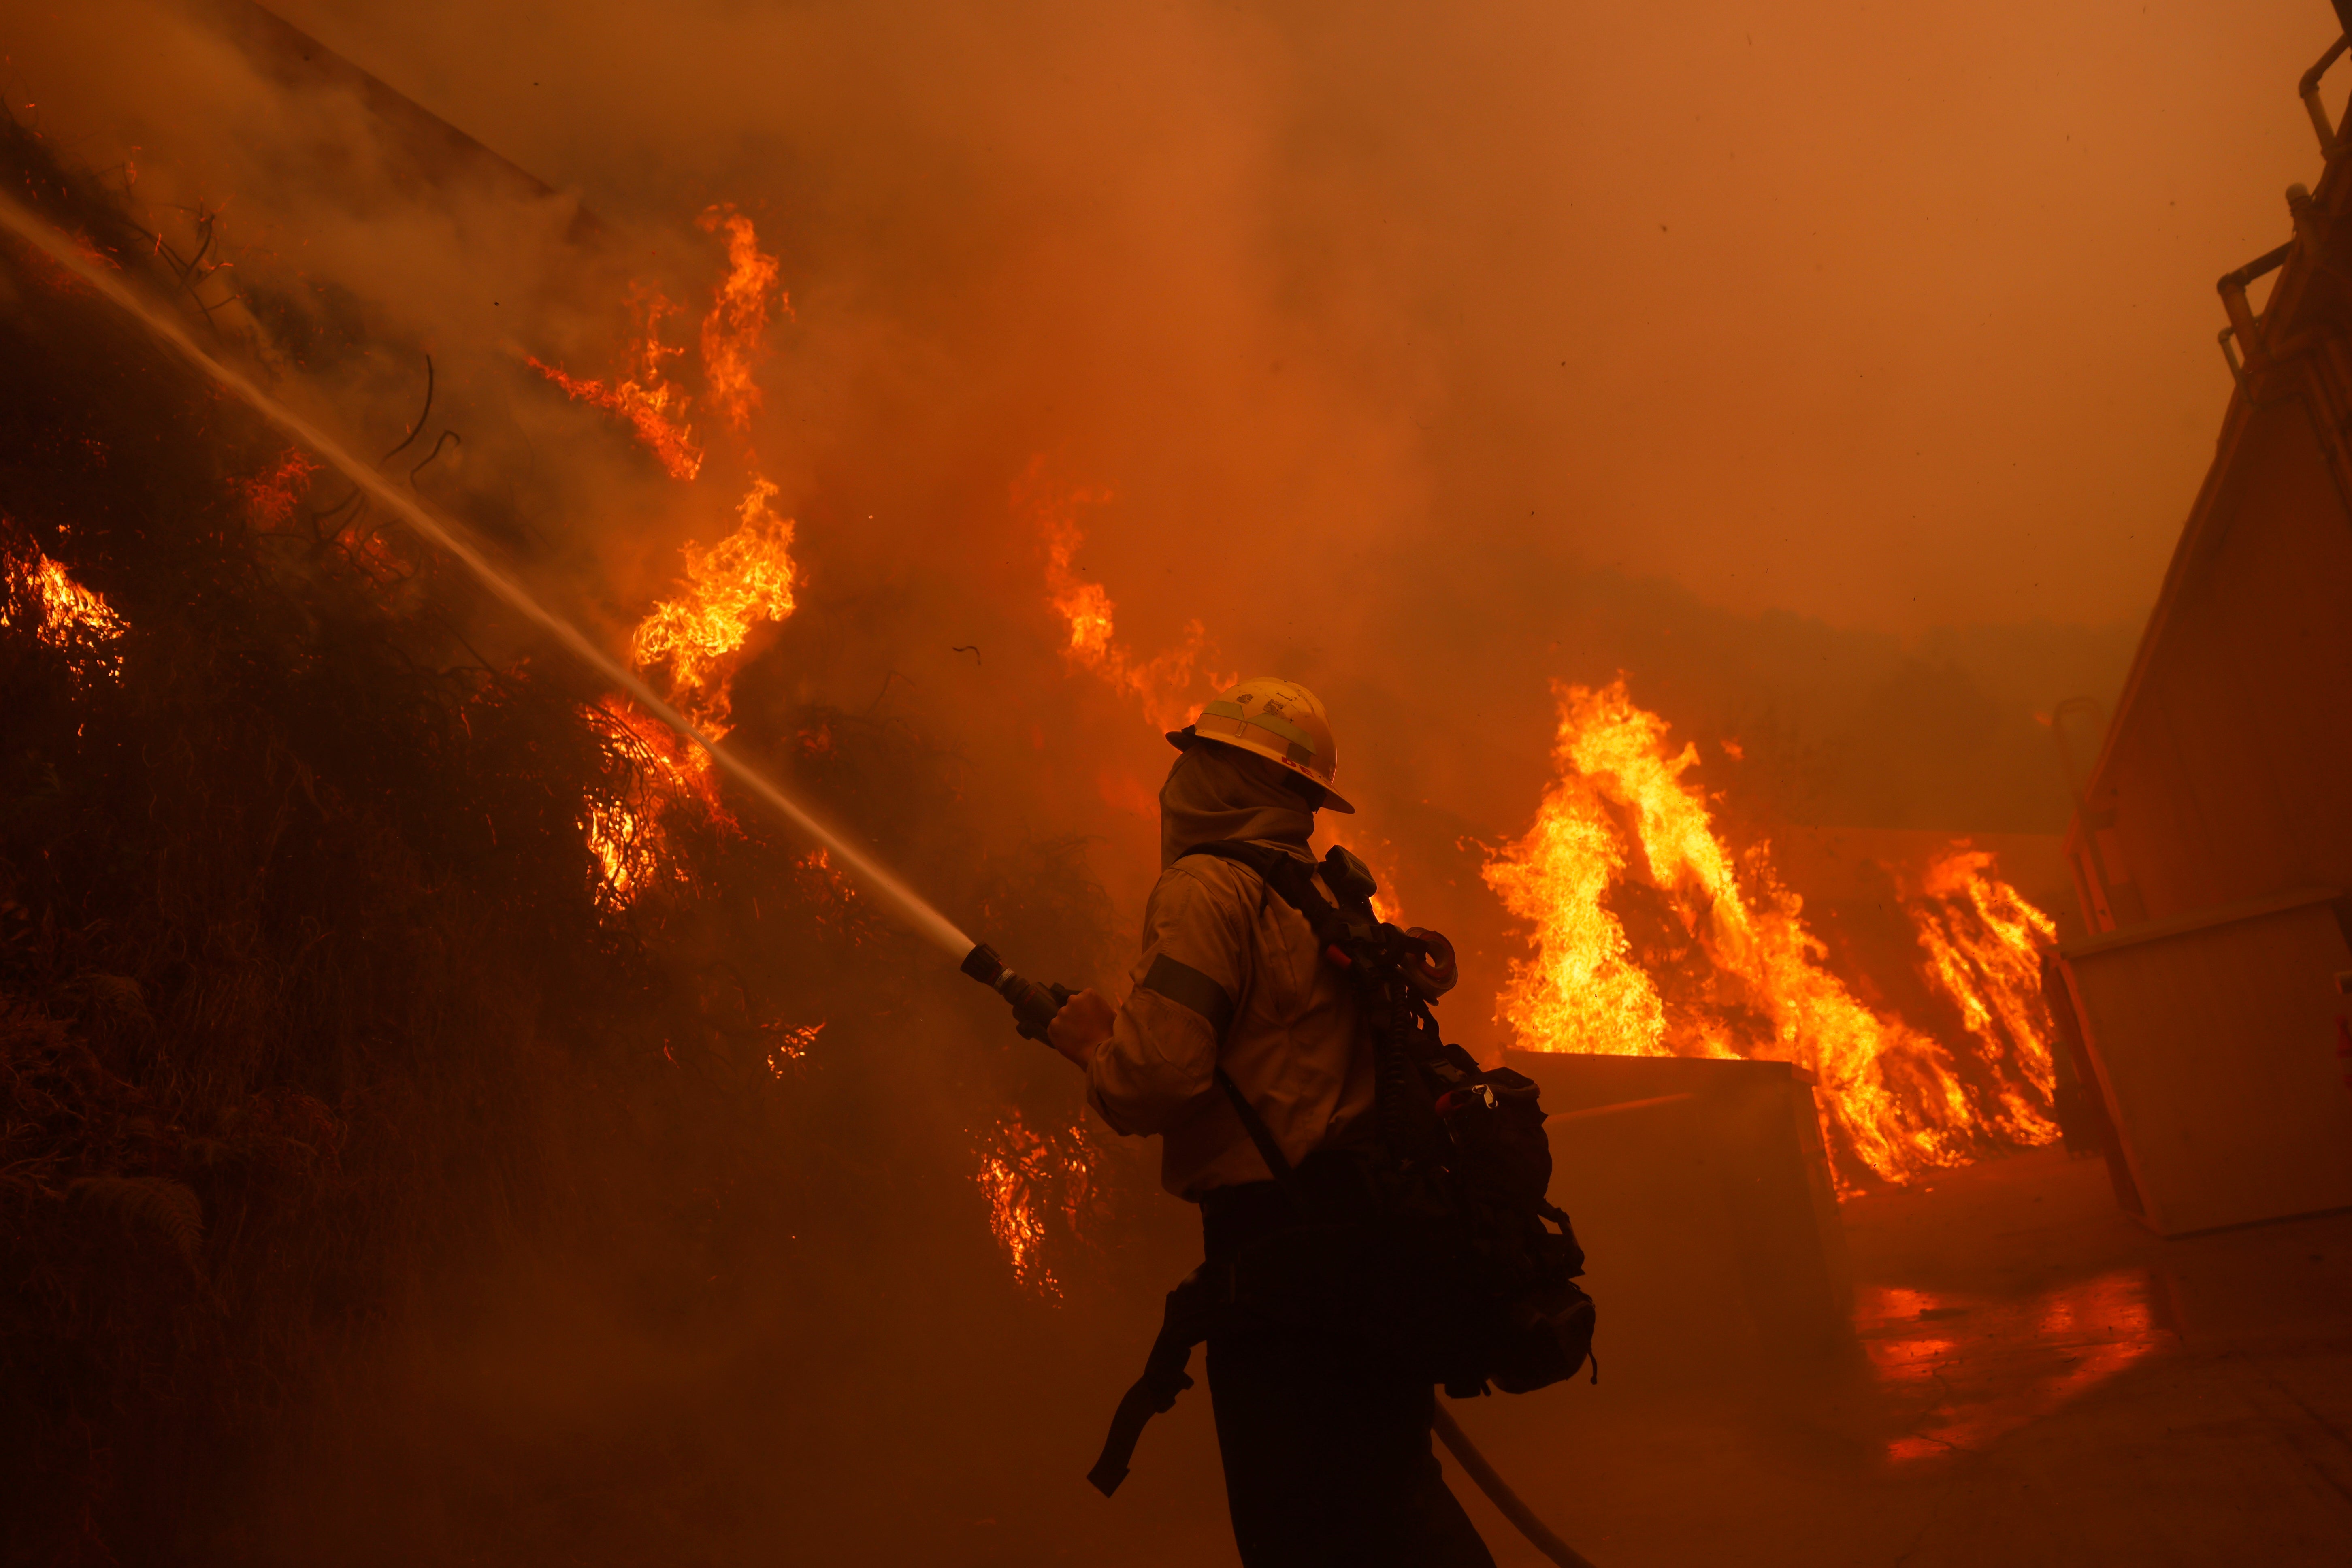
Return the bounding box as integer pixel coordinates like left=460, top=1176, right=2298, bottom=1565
left=1431, top=1404, right=1598, bottom=1568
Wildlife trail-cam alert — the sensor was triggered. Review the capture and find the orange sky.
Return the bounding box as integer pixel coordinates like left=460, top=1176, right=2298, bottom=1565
left=251, top=0, right=2333, bottom=635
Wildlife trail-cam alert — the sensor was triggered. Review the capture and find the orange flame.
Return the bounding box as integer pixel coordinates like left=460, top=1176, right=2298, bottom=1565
left=581, top=695, right=725, bottom=912
left=1020, top=458, right=1217, bottom=732
left=528, top=285, right=703, bottom=481
left=974, top=1111, right=1100, bottom=1300
left=2, top=533, right=128, bottom=684
left=628, top=476, right=798, bottom=742
left=697, top=207, right=786, bottom=434
left=558, top=210, right=801, bottom=908
left=1908, top=845, right=2062, bottom=1146
left=584, top=797, right=652, bottom=912
left=1486, top=680, right=2059, bottom=1188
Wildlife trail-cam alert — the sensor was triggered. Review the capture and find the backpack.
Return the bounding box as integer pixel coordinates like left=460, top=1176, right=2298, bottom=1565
left=1087, top=841, right=1594, bottom=1497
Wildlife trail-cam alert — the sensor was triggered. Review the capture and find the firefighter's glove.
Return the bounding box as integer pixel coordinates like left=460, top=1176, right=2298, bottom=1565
left=1048, top=988, right=1116, bottom=1070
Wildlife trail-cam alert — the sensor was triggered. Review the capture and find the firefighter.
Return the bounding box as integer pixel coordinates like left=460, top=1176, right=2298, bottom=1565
left=1047, top=677, right=1496, bottom=1568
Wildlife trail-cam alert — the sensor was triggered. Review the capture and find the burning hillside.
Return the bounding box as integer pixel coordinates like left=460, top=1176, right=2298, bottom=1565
left=0, top=3, right=2140, bottom=1560
left=0, top=108, right=1164, bottom=1564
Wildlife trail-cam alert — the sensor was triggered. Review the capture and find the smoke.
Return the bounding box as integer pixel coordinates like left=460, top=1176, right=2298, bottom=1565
left=8, top=0, right=2319, bottom=860
left=2, top=0, right=2334, bottom=1557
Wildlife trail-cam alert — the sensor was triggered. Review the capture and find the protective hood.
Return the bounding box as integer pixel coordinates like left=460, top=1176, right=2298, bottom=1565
left=1158, top=741, right=1316, bottom=870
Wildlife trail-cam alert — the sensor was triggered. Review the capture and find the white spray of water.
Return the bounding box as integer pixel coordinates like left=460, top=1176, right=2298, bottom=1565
left=0, top=192, right=976, bottom=959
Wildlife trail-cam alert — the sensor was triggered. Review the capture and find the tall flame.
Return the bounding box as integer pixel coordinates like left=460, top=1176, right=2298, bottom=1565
left=697, top=207, right=786, bottom=434
left=1020, top=457, right=1219, bottom=732
left=1486, top=680, right=2060, bottom=1188
left=552, top=210, right=803, bottom=912
left=1908, top=846, right=2062, bottom=1147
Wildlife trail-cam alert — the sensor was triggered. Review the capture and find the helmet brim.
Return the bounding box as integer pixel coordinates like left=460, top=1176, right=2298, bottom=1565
left=1166, top=726, right=1356, bottom=813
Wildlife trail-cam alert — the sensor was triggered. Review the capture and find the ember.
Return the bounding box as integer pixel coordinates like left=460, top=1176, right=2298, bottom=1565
left=1487, top=680, right=2060, bottom=1189
left=973, top=1111, right=1100, bottom=1300
left=764, top=1020, right=824, bottom=1077
left=240, top=447, right=319, bottom=528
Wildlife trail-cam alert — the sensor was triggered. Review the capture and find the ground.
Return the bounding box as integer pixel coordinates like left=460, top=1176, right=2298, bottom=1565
left=1429, top=1147, right=2352, bottom=1567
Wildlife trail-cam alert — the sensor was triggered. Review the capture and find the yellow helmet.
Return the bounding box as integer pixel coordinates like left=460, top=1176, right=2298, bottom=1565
left=1167, top=676, right=1356, bottom=813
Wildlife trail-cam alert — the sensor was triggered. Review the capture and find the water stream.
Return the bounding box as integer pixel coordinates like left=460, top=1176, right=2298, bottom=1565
left=0, top=192, right=976, bottom=960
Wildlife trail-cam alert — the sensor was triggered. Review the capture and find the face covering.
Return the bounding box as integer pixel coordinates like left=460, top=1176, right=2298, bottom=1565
left=1157, top=740, right=1317, bottom=870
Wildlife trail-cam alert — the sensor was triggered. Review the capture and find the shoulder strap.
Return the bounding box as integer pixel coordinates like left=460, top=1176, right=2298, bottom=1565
left=1178, top=840, right=1344, bottom=944
left=1175, top=837, right=1296, bottom=881
left=1214, top=1067, right=1299, bottom=1185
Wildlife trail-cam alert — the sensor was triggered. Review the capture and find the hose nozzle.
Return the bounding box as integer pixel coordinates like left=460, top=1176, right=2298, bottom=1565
left=962, top=943, right=1074, bottom=1044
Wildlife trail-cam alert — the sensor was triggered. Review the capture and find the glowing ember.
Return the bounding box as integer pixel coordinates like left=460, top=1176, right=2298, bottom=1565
left=764, top=1020, right=824, bottom=1078
left=584, top=798, right=652, bottom=912
left=786, top=847, right=878, bottom=944
left=1020, top=458, right=1215, bottom=732
left=528, top=285, right=703, bottom=481
left=2, top=533, right=128, bottom=683
left=628, top=476, right=798, bottom=741
left=974, top=1112, right=1099, bottom=1300
left=241, top=448, right=319, bottom=528
left=1486, top=680, right=2059, bottom=1188
left=697, top=206, right=786, bottom=434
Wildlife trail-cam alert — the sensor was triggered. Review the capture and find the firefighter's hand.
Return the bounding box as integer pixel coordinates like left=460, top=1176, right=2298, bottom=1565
left=1048, top=988, right=1114, bottom=1069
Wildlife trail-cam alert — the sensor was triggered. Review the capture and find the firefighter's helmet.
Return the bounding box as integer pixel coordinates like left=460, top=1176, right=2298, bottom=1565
left=1167, top=677, right=1355, bottom=813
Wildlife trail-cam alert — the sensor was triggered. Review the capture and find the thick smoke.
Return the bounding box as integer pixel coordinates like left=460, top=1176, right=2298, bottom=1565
left=2, top=0, right=2335, bottom=1559
left=8, top=0, right=2320, bottom=894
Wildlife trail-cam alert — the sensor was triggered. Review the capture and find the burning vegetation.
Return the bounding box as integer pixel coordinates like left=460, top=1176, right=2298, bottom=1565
left=0, top=26, right=2096, bottom=1555
left=0, top=115, right=1144, bottom=1564
left=1485, top=680, right=2062, bottom=1189
left=1, top=532, right=128, bottom=685
left=974, top=1110, right=1107, bottom=1300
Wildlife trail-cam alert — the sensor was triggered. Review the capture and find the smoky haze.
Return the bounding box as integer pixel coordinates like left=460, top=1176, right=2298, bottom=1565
left=235, top=0, right=2316, bottom=895
left=5, top=2, right=2339, bottom=1562
left=6, top=0, right=2322, bottom=1064
left=247, top=0, right=2320, bottom=630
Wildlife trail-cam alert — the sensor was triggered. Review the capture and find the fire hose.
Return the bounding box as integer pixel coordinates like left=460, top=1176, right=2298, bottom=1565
left=1432, top=1405, right=1599, bottom=1568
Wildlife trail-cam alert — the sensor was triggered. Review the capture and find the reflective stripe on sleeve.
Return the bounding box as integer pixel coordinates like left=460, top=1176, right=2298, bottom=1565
left=1138, top=952, right=1236, bottom=1038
